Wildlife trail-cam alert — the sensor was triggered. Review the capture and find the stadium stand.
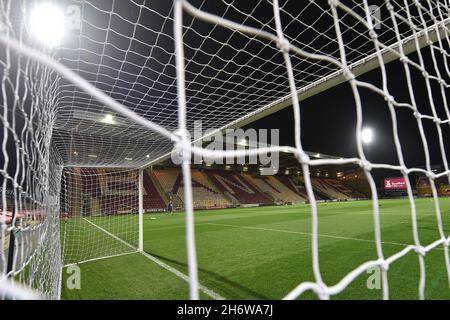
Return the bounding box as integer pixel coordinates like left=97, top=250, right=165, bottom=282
left=62, top=170, right=135, bottom=216
left=96, top=170, right=138, bottom=215
left=64, top=167, right=364, bottom=214
left=142, top=169, right=167, bottom=211
left=309, top=178, right=352, bottom=200
left=243, top=174, right=306, bottom=203
left=153, top=168, right=179, bottom=194
left=277, top=175, right=323, bottom=200
left=417, top=176, right=450, bottom=197
left=337, top=174, right=370, bottom=199
left=153, top=168, right=230, bottom=209
left=190, top=170, right=231, bottom=208
left=417, top=176, right=433, bottom=197
left=320, top=179, right=355, bottom=197
left=206, top=170, right=272, bottom=205
left=61, top=169, right=141, bottom=216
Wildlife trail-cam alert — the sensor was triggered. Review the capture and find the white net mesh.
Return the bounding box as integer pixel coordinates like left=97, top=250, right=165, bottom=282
left=61, top=168, right=139, bottom=266
left=0, top=0, right=449, bottom=299
left=53, top=0, right=450, bottom=168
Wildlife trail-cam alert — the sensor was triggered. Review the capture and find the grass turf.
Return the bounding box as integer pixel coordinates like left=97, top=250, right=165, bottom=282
left=61, top=198, right=450, bottom=300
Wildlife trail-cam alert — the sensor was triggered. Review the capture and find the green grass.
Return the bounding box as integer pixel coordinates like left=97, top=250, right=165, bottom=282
left=61, top=198, right=450, bottom=300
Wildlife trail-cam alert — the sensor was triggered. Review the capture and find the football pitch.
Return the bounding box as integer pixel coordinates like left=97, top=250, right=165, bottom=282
left=61, top=198, right=450, bottom=300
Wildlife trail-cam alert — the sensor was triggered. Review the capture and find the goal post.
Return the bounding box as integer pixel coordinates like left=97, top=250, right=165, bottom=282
left=138, top=168, right=144, bottom=253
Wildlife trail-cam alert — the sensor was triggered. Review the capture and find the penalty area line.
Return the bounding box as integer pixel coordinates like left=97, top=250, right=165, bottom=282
left=81, top=218, right=225, bottom=300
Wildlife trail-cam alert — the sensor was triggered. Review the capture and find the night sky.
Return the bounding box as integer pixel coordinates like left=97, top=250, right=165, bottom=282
left=248, top=47, right=450, bottom=183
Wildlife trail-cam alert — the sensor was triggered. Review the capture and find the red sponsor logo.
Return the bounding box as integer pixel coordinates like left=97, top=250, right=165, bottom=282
left=384, top=177, right=407, bottom=190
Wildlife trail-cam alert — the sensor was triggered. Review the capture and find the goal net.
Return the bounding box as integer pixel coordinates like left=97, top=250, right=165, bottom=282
left=1, top=0, right=450, bottom=299
left=61, top=168, right=140, bottom=266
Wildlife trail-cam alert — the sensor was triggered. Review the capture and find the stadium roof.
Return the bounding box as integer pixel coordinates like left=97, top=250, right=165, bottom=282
left=156, top=148, right=362, bottom=175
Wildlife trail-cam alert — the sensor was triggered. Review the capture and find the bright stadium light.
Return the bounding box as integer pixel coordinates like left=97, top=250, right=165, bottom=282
left=30, top=3, right=66, bottom=46
left=101, top=114, right=116, bottom=125
left=361, top=127, right=374, bottom=144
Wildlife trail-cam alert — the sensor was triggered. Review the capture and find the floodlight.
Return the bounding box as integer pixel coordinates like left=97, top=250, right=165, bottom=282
left=361, top=127, right=374, bottom=144
left=101, top=114, right=116, bottom=125
left=30, top=3, right=65, bottom=46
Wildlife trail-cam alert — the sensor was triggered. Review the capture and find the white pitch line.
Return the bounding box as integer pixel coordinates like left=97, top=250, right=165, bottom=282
left=140, top=250, right=225, bottom=300
left=63, top=251, right=137, bottom=267
left=82, top=218, right=225, bottom=300
left=206, top=222, right=444, bottom=250
left=83, top=218, right=137, bottom=250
